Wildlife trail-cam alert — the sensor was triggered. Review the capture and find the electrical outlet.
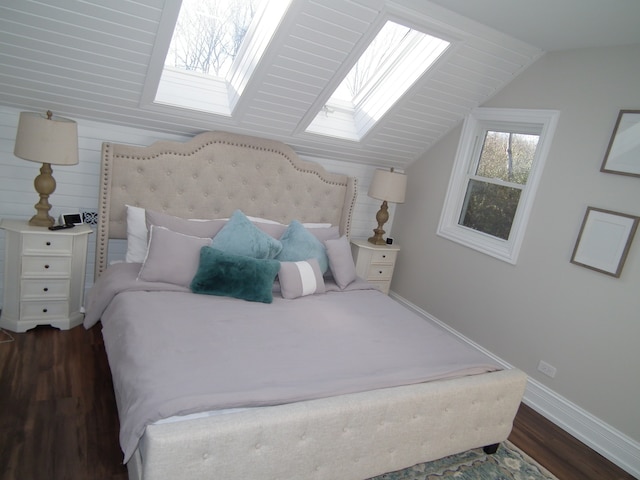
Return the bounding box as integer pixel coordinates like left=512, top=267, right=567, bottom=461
left=537, top=360, right=557, bottom=378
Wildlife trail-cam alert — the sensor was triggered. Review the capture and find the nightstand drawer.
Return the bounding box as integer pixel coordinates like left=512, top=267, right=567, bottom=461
left=370, top=250, right=397, bottom=264
left=22, top=235, right=73, bottom=254
left=21, top=301, right=69, bottom=320
left=350, top=239, right=400, bottom=296
left=367, top=264, right=394, bottom=280
left=368, top=280, right=391, bottom=294
left=21, top=279, right=70, bottom=299
left=22, top=256, right=72, bottom=277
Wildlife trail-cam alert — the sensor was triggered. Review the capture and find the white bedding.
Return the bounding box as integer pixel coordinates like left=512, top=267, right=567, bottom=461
left=87, top=263, right=501, bottom=463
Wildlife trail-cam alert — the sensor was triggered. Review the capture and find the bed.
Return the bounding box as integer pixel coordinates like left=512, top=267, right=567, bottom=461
left=86, top=130, right=527, bottom=480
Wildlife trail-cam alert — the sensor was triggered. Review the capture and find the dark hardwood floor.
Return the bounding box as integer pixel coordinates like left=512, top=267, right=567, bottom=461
left=0, top=325, right=634, bottom=480
left=510, top=403, right=635, bottom=480
left=0, top=325, right=127, bottom=480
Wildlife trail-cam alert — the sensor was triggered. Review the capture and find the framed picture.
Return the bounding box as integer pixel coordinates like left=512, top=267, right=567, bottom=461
left=571, top=207, right=639, bottom=278
left=600, top=110, right=640, bottom=177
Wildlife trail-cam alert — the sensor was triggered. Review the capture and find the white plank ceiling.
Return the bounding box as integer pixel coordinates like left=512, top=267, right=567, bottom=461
left=1, top=0, right=638, bottom=169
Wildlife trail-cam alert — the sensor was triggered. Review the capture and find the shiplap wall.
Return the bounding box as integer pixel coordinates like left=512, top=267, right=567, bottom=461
left=0, top=0, right=544, bottom=170
left=0, top=105, right=396, bottom=307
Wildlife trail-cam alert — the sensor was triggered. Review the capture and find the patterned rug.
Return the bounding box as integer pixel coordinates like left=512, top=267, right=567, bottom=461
left=370, top=441, right=558, bottom=480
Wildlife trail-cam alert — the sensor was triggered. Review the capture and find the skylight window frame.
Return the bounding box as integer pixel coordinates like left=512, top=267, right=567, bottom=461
left=142, top=0, right=290, bottom=117
left=304, top=18, right=451, bottom=142
left=336, top=27, right=423, bottom=111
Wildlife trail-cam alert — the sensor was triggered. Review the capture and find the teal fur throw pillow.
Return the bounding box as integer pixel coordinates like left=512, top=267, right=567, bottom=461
left=277, top=220, right=329, bottom=273
left=190, top=247, right=280, bottom=303
left=212, top=209, right=283, bottom=259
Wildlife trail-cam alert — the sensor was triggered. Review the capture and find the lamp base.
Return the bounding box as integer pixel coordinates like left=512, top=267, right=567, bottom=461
left=29, top=213, right=55, bottom=227
left=368, top=200, right=389, bottom=245
left=29, top=162, right=56, bottom=227
left=368, top=229, right=387, bottom=245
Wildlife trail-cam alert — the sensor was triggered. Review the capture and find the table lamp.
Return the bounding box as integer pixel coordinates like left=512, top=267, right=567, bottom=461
left=14, top=110, right=79, bottom=227
left=367, top=168, right=407, bottom=245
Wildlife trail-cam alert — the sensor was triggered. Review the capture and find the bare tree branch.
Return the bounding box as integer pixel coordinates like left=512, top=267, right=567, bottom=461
left=166, top=0, right=260, bottom=77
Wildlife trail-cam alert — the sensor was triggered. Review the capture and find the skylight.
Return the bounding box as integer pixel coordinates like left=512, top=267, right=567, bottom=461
left=330, top=22, right=412, bottom=105
left=153, top=0, right=288, bottom=116
left=165, top=0, right=262, bottom=79
left=305, top=21, right=450, bottom=141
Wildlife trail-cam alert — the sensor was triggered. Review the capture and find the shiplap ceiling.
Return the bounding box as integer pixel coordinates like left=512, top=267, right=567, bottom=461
left=1, top=0, right=639, bottom=169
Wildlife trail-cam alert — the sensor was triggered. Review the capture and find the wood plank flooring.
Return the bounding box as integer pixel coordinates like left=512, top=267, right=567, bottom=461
left=0, top=325, right=127, bottom=480
left=0, top=325, right=635, bottom=480
left=510, top=403, right=634, bottom=480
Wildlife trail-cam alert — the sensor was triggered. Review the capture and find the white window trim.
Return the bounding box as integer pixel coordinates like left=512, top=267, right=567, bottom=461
left=437, top=107, right=559, bottom=264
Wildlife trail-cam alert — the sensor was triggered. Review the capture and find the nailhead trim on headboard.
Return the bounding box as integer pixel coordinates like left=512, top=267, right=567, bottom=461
left=95, top=131, right=356, bottom=278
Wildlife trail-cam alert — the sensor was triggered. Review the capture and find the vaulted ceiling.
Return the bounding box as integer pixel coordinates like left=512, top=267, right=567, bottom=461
left=1, top=0, right=639, bottom=169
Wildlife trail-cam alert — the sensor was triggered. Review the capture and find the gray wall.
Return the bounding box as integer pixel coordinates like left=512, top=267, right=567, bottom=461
left=391, top=44, right=640, bottom=442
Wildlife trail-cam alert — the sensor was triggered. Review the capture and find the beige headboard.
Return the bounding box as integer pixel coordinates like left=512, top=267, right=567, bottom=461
left=95, top=131, right=357, bottom=278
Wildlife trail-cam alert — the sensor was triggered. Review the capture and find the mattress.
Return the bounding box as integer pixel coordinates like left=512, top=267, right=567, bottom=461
left=86, top=262, right=501, bottom=462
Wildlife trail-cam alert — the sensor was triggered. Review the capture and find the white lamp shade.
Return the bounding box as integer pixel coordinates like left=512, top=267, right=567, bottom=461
left=14, top=111, right=79, bottom=166
left=367, top=169, right=407, bottom=204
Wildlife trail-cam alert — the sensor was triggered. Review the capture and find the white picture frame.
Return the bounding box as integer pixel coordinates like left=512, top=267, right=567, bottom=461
left=571, top=207, right=639, bottom=278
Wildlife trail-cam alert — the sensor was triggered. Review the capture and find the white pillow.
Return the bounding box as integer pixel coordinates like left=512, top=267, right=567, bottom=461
left=302, top=222, right=332, bottom=228
left=125, top=205, right=148, bottom=263
left=124, top=205, right=336, bottom=264
left=246, top=215, right=282, bottom=225
left=241, top=216, right=335, bottom=240
left=245, top=215, right=331, bottom=229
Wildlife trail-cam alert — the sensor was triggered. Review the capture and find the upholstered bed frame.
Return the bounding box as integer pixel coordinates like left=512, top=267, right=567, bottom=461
left=95, top=130, right=356, bottom=277
left=95, top=131, right=527, bottom=480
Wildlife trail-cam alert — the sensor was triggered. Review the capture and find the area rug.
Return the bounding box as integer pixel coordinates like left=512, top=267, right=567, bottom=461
left=370, top=441, right=558, bottom=479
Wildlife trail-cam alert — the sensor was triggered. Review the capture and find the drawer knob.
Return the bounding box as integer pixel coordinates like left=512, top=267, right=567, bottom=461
left=378, top=270, right=383, bottom=274
left=43, top=287, right=49, bottom=292
left=46, top=241, right=51, bottom=246
left=382, top=254, right=386, bottom=258
left=44, top=264, right=50, bottom=269
left=42, top=308, right=48, bottom=313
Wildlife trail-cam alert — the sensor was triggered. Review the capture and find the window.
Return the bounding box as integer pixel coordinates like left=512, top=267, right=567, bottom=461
left=305, top=20, right=450, bottom=141
left=165, top=0, right=262, bottom=79
left=150, top=0, right=289, bottom=116
left=438, top=108, right=559, bottom=263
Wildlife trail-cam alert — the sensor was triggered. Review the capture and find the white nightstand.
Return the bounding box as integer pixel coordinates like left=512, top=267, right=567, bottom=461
left=0, top=219, right=92, bottom=332
left=350, top=239, right=400, bottom=295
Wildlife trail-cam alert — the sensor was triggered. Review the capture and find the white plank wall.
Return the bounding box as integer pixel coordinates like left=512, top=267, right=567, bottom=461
left=0, top=0, right=544, bottom=170
left=0, top=105, right=394, bottom=309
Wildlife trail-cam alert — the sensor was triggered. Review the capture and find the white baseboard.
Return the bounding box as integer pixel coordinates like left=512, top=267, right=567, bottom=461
left=390, top=292, right=640, bottom=478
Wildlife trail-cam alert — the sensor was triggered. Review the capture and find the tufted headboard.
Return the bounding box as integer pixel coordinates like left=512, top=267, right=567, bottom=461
left=95, top=130, right=357, bottom=278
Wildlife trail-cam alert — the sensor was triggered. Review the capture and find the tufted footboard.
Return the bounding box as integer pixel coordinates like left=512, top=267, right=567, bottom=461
left=127, top=369, right=527, bottom=480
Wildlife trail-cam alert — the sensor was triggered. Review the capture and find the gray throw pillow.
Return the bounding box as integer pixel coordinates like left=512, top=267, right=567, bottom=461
left=138, top=226, right=212, bottom=287
left=146, top=209, right=226, bottom=238
left=324, top=235, right=357, bottom=289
